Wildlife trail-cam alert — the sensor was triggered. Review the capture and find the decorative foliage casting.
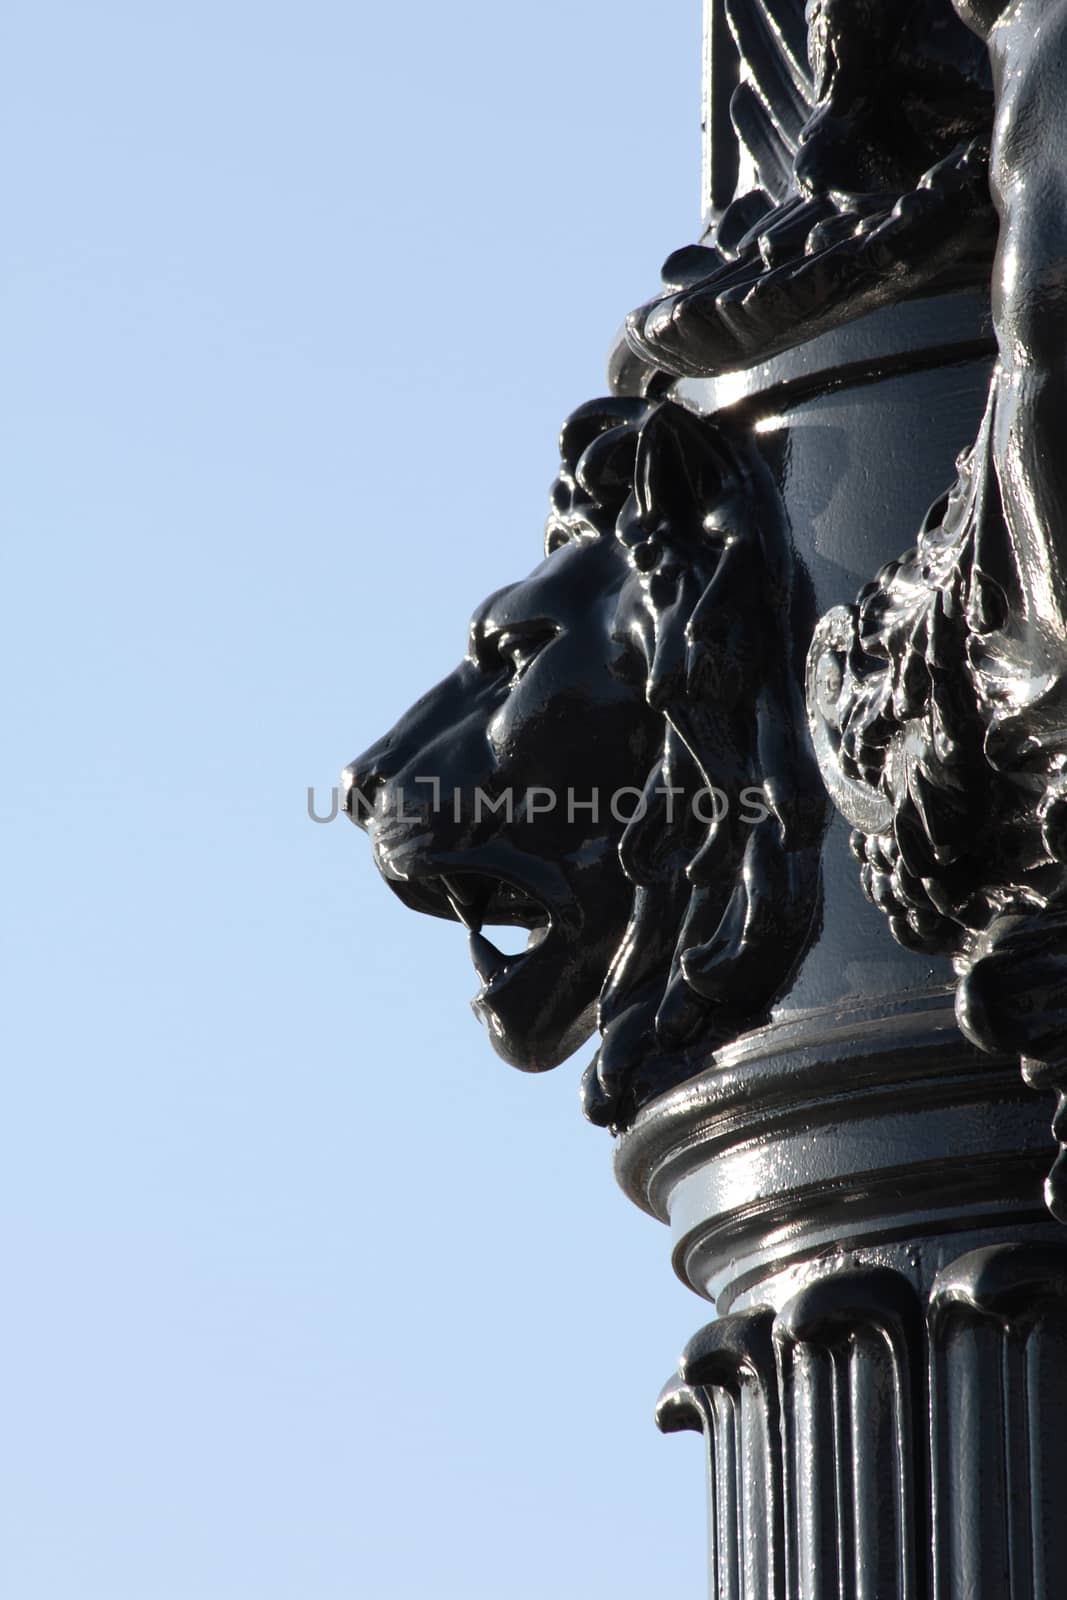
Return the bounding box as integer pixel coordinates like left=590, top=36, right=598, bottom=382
left=625, top=0, right=996, bottom=380
left=805, top=0, right=1067, bottom=1216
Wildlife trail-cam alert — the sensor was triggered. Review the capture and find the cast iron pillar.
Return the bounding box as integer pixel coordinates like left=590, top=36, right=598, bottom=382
left=611, top=281, right=1067, bottom=1598
left=611, top=1, right=1067, bottom=1591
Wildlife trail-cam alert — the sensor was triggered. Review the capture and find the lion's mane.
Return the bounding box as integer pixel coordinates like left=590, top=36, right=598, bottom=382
left=545, top=396, right=825, bottom=1128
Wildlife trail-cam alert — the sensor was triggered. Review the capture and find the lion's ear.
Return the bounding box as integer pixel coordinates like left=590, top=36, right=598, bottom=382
left=559, top=396, right=648, bottom=461
left=576, top=424, right=640, bottom=504
left=634, top=404, right=727, bottom=532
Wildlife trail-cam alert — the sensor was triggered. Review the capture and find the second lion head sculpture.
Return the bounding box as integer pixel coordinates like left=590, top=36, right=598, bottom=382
left=346, top=397, right=824, bottom=1128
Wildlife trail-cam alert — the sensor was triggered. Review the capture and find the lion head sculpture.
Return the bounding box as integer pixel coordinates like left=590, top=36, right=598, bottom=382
left=345, top=397, right=824, bottom=1128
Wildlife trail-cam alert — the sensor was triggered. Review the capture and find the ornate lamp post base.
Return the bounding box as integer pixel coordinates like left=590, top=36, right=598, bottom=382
left=656, top=1243, right=1067, bottom=1600
left=622, top=997, right=1067, bottom=1598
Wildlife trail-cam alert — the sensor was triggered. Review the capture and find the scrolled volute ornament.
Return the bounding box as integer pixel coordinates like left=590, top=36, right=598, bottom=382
left=807, top=0, right=1067, bottom=1219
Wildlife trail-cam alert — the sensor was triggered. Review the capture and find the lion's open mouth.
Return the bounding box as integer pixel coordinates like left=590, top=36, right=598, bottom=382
left=383, top=868, right=554, bottom=991
left=372, top=849, right=600, bottom=1070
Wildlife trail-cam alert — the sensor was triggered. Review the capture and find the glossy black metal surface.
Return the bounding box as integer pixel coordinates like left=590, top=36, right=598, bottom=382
left=347, top=0, right=1067, bottom=1163
left=346, top=397, right=823, bottom=1123
left=344, top=0, right=1067, bottom=1591
left=627, top=0, right=994, bottom=380
left=806, top=0, right=1067, bottom=1217
left=657, top=1249, right=1067, bottom=1599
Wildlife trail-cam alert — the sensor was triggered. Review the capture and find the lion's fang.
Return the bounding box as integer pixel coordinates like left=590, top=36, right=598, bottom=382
left=443, top=875, right=485, bottom=932
left=442, top=873, right=480, bottom=906
left=469, top=930, right=505, bottom=984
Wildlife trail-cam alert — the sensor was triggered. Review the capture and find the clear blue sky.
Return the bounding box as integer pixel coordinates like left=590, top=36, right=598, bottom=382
left=4, top=3, right=711, bottom=1595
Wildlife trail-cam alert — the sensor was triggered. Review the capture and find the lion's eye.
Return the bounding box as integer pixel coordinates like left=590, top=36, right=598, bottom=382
left=494, top=627, right=554, bottom=682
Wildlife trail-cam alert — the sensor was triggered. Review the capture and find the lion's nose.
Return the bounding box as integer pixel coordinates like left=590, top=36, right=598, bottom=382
left=341, top=734, right=395, bottom=828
